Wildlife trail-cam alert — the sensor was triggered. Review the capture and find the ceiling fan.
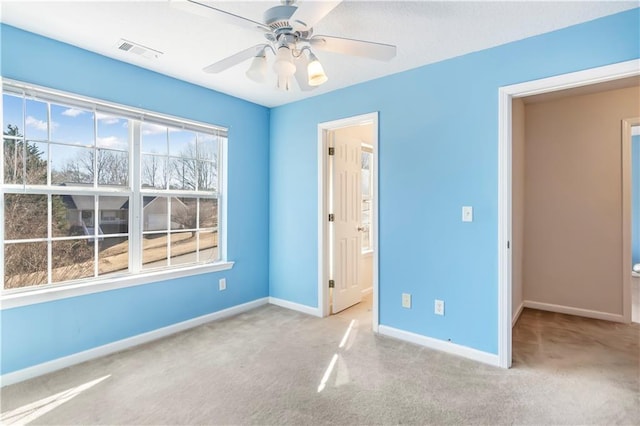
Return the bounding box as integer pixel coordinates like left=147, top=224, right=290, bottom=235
left=171, top=0, right=397, bottom=91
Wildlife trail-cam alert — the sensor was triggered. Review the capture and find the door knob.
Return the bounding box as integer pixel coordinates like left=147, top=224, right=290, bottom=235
left=357, top=226, right=366, bottom=232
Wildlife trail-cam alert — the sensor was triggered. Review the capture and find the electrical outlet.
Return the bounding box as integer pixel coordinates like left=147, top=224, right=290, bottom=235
left=219, top=278, right=226, bottom=291
left=402, top=293, right=411, bottom=309
left=434, top=299, right=445, bottom=316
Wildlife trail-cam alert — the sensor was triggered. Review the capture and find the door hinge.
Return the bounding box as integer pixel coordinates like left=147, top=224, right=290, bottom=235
left=328, top=214, right=334, bottom=222
left=329, top=280, right=335, bottom=288
left=507, top=241, right=510, bottom=249
left=328, top=147, right=335, bottom=156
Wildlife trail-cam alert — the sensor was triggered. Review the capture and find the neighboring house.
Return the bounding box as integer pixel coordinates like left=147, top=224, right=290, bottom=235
left=61, top=194, right=190, bottom=235
left=142, top=196, right=190, bottom=231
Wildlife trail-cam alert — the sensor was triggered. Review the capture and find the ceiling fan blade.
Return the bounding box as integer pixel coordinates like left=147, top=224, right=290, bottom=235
left=310, top=35, right=397, bottom=61
left=290, top=0, right=342, bottom=32
left=170, top=0, right=271, bottom=32
left=293, top=54, right=317, bottom=92
left=203, top=44, right=268, bottom=73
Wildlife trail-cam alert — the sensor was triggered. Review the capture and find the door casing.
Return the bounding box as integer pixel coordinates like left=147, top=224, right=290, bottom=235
left=318, top=112, right=379, bottom=330
left=498, top=59, right=640, bottom=368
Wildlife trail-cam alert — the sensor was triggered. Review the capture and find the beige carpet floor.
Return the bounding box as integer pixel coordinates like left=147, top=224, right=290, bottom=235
left=1, top=297, right=638, bottom=425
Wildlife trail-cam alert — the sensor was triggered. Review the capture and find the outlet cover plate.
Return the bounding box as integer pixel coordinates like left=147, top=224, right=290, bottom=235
left=435, top=299, right=445, bottom=315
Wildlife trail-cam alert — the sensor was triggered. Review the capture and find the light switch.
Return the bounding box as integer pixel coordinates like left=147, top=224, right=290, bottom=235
left=462, top=206, right=473, bottom=222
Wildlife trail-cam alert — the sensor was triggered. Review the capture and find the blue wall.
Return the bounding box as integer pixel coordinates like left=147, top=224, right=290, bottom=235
left=633, top=135, right=640, bottom=265
left=0, top=25, right=270, bottom=374
left=269, top=9, right=640, bottom=354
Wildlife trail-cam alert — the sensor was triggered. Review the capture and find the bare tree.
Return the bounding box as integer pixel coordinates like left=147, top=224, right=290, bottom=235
left=168, top=142, right=218, bottom=191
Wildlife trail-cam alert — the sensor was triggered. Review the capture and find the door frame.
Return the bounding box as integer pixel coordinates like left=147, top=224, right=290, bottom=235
left=497, top=59, right=640, bottom=368
left=318, top=112, right=379, bottom=330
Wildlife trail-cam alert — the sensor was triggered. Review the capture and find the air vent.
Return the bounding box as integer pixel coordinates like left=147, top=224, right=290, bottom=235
left=116, top=39, right=163, bottom=60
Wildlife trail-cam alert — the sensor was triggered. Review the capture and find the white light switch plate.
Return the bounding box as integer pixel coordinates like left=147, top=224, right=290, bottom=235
left=219, top=278, right=226, bottom=291
left=462, top=206, right=473, bottom=222
left=402, top=293, right=411, bottom=309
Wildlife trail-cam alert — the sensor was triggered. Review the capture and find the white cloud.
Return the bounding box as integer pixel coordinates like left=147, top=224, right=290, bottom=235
left=62, top=108, right=85, bottom=117
left=96, top=112, right=121, bottom=125
left=25, top=116, right=48, bottom=131
left=97, top=136, right=127, bottom=150
left=141, top=122, right=167, bottom=135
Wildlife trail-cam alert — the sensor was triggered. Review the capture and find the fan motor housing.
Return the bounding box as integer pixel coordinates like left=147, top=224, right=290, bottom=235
left=263, top=5, right=311, bottom=40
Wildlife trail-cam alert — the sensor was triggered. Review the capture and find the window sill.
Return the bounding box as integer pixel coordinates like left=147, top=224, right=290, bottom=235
left=0, top=261, right=234, bottom=310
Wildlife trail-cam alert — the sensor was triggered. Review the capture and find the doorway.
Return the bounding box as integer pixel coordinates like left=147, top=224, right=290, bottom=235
left=498, top=59, right=640, bottom=368
left=626, top=120, right=640, bottom=323
left=318, top=112, right=379, bottom=331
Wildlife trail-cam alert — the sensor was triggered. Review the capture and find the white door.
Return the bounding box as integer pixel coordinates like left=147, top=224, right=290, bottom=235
left=331, top=135, right=363, bottom=313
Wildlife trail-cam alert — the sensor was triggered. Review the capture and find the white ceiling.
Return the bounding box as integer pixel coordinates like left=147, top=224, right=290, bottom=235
left=1, top=1, right=637, bottom=107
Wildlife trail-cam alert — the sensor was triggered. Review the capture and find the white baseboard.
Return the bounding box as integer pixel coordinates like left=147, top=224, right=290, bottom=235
left=512, top=302, right=525, bottom=327
left=377, top=325, right=500, bottom=367
left=268, top=297, right=322, bottom=317
left=1, top=297, right=269, bottom=387
left=523, top=300, right=624, bottom=322
left=361, top=287, right=373, bottom=296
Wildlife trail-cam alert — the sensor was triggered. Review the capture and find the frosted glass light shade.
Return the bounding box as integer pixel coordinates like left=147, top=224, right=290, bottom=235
left=307, top=54, right=328, bottom=86
left=273, top=47, right=296, bottom=77
left=246, top=54, right=267, bottom=83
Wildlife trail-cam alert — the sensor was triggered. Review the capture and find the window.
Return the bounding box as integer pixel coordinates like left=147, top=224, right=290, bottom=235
left=361, top=147, right=373, bottom=252
left=2, top=81, right=227, bottom=292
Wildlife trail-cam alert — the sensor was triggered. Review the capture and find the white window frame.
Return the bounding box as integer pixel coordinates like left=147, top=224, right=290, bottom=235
left=0, top=80, right=232, bottom=309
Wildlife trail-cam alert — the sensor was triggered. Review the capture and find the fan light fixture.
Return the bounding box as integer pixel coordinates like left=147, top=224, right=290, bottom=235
left=245, top=45, right=328, bottom=91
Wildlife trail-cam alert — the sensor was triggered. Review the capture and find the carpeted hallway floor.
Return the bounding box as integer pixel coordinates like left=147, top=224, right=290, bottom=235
left=1, top=297, right=638, bottom=425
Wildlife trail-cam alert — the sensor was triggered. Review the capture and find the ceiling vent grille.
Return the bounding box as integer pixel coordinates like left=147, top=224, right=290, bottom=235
left=116, top=39, right=163, bottom=60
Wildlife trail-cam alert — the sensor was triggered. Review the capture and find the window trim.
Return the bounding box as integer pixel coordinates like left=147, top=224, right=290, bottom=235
left=1, top=261, right=234, bottom=309
left=1, top=79, right=232, bottom=307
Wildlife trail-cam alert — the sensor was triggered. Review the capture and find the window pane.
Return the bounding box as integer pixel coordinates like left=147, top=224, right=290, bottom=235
left=3, top=94, right=23, bottom=133
left=97, top=149, right=128, bottom=186
left=198, top=230, right=218, bottom=262
left=197, top=133, right=218, bottom=161
left=142, top=233, right=167, bottom=269
left=99, top=196, right=128, bottom=235
left=169, top=158, right=196, bottom=190
left=170, top=231, right=196, bottom=266
left=97, top=114, right=128, bottom=150
left=141, top=154, right=167, bottom=189
left=4, top=242, right=48, bottom=289
left=169, top=129, right=196, bottom=158
left=26, top=141, right=48, bottom=185
left=362, top=152, right=372, bottom=198
left=4, top=138, right=24, bottom=184
left=197, top=160, right=217, bottom=192
left=52, top=194, right=94, bottom=237
left=25, top=99, right=48, bottom=140
left=3, top=140, right=47, bottom=185
left=171, top=197, right=197, bottom=230
left=52, top=239, right=94, bottom=283
left=99, top=236, right=129, bottom=276
left=51, top=144, right=94, bottom=185
left=141, top=123, right=167, bottom=154
left=143, top=196, right=168, bottom=231
left=4, top=194, right=47, bottom=240
left=50, top=104, right=95, bottom=146
left=199, top=198, right=218, bottom=228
